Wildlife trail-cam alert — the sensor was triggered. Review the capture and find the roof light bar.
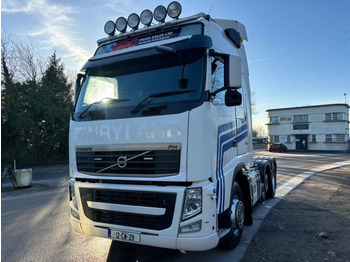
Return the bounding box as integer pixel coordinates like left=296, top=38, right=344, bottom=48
left=154, top=5, right=167, bottom=22
left=103, top=3, right=183, bottom=35
left=116, top=17, right=127, bottom=33
left=167, top=1, right=182, bottom=19
left=140, top=9, right=153, bottom=26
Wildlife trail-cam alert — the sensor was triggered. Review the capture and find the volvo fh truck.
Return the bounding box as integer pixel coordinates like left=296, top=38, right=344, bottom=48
left=69, top=2, right=277, bottom=251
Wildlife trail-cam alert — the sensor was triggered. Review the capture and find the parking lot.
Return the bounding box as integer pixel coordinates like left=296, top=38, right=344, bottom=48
left=2, top=152, right=350, bottom=261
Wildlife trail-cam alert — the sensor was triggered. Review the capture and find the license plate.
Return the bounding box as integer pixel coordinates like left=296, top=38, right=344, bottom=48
left=108, top=229, right=140, bottom=242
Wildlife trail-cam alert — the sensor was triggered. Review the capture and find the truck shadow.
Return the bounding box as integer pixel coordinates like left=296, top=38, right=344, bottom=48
left=106, top=241, right=183, bottom=262
left=106, top=240, right=238, bottom=262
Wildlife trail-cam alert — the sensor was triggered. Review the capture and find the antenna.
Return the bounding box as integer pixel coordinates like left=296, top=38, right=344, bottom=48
left=208, top=1, right=214, bottom=14
left=345, top=93, right=347, bottom=104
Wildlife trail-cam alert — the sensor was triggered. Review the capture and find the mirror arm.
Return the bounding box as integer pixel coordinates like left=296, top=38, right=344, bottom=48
left=208, top=86, right=239, bottom=100
left=209, top=49, right=228, bottom=58
left=210, top=86, right=228, bottom=97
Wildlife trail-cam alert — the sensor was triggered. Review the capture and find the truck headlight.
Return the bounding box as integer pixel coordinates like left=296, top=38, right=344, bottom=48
left=154, top=5, right=167, bottom=23
left=104, top=20, right=115, bottom=36
left=127, top=13, right=140, bottom=29
left=69, top=179, right=78, bottom=210
left=140, top=9, right=153, bottom=26
left=182, top=188, right=202, bottom=221
left=116, top=17, right=127, bottom=33
left=180, top=220, right=202, bottom=234
left=167, top=1, right=182, bottom=19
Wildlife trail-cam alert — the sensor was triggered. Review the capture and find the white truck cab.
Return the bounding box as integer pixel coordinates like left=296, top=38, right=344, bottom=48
left=69, top=2, right=277, bottom=251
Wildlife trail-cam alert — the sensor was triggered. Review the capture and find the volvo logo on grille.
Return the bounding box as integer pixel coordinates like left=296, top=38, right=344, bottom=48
left=97, top=150, right=151, bottom=173
left=117, top=156, right=127, bottom=168
left=76, top=147, right=92, bottom=152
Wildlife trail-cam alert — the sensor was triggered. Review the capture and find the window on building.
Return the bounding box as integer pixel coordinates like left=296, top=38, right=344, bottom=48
left=325, top=134, right=332, bottom=142
left=270, top=116, right=279, bottom=124
left=293, top=114, right=308, bottom=123
left=269, top=135, right=279, bottom=143
left=325, top=112, right=348, bottom=121
left=333, top=134, right=346, bottom=142
left=293, top=124, right=309, bottom=130
left=287, top=135, right=291, bottom=143
left=311, top=135, right=316, bottom=142
left=325, top=134, right=346, bottom=142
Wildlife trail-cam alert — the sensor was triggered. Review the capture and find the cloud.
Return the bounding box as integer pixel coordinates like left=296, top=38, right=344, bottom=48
left=248, top=57, right=283, bottom=63
left=2, top=0, right=90, bottom=68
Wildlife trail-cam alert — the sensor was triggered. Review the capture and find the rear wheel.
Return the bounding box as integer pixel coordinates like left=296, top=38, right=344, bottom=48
left=266, top=162, right=276, bottom=198
left=259, top=172, right=268, bottom=202
left=221, top=182, right=244, bottom=250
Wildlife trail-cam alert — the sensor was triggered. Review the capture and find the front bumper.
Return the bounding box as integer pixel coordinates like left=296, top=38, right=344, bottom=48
left=69, top=180, right=218, bottom=251
left=70, top=218, right=219, bottom=251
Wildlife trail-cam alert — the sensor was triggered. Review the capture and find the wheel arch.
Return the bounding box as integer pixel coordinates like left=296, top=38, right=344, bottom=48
left=234, top=166, right=253, bottom=226
left=218, top=163, right=253, bottom=228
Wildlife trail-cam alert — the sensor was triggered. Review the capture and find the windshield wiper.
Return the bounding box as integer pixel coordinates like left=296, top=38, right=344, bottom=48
left=131, top=91, right=195, bottom=114
left=79, top=98, right=130, bottom=119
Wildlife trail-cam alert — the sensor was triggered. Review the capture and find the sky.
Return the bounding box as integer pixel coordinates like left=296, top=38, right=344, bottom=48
left=1, top=0, right=350, bottom=131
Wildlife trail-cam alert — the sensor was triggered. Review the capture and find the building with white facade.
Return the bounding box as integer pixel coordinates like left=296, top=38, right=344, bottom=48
left=266, top=104, right=350, bottom=152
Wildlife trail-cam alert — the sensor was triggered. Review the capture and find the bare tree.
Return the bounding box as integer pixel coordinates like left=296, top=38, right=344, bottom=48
left=1, top=32, right=15, bottom=85
left=1, top=31, right=46, bottom=83
left=253, top=125, right=266, bottom=137
left=251, top=90, right=257, bottom=115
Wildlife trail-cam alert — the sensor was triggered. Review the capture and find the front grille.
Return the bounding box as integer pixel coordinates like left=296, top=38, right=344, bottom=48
left=80, top=188, right=176, bottom=230
left=76, top=150, right=180, bottom=176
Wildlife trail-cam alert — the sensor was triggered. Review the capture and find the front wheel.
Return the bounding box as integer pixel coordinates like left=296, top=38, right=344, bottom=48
left=221, top=182, right=244, bottom=250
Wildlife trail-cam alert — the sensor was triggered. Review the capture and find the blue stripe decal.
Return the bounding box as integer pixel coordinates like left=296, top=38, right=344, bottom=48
left=216, top=121, right=248, bottom=213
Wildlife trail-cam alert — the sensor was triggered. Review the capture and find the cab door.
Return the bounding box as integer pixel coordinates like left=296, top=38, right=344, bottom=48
left=235, top=75, right=251, bottom=155
left=210, top=57, right=238, bottom=213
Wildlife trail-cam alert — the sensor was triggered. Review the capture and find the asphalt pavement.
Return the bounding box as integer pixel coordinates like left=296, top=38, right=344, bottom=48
left=2, top=153, right=350, bottom=261
left=242, top=165, right=350, bottom=262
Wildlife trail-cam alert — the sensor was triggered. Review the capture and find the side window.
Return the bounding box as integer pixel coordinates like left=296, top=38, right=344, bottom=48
left=211, top=58, right=224, bottom=105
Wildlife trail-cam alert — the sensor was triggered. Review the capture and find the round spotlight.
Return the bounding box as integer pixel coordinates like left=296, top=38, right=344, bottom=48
left=140, top=9, right=153, bottom=26
left=167, top=1, right=182, bottom=19
left=128, top=13, right=140, bottom=29
left=116, top=17, right=127, bottom=32
left=154, top=5, right=167, bottom=22
left=104, top=20, right=116, bottom=36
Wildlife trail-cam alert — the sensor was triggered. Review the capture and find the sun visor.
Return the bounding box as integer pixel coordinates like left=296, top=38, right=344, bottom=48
left=81, top=35, right=212, bottom=71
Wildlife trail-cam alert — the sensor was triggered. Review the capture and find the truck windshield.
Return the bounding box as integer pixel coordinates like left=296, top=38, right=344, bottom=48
left=74, top=48, right=206, bottom=121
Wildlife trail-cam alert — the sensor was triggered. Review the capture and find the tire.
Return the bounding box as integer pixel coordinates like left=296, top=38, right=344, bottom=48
left=255, top=160, right=269, bottom=202
left=221, top=182, right=244, bottom=250
left=259, top=171, right=268, bottom=203
left=266, top=162, right=277, bottom=198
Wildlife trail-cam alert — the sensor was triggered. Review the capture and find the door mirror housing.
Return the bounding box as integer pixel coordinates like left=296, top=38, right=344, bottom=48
left=225, top=89, right=242, bottom=107
left=227, top=55, right=242, bottom=88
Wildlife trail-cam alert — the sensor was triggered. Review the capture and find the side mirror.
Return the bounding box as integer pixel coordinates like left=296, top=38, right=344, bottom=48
left=225, top=89, right=242, bottom=107
left=227, top=55, right=242, bottom=88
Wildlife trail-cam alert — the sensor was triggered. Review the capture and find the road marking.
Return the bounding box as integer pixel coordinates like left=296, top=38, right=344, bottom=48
left=276, top=160, right=350, bottom=198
